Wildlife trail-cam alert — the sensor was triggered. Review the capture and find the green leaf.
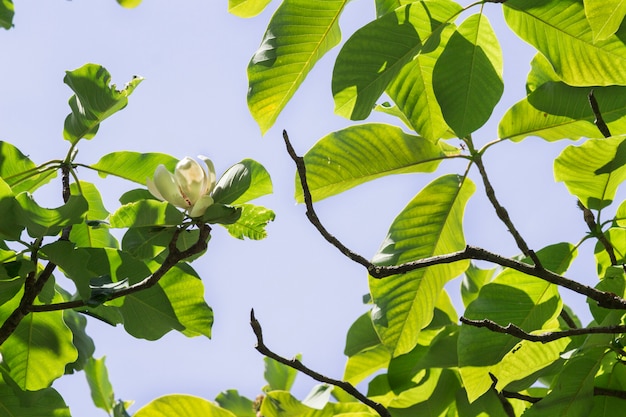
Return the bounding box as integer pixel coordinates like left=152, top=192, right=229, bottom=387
left=387, top=369, right=459, bottom=417
left=344, top=312, right=381, bottom=357
left=15, top=193, right=88, bottom=238
left=62, top=308, right=95, bottom=374
left=332, top=0, right=462, bottom=120
left=504, top=0, right=626, bottom=86
left=369, top=174, right=474, bottom=356
left=458, top=243, right=574, bottom=402
left=110, top=200, right=184, bottom=228
left=584, top=0, right=626, bottom=42
left=134, top=394, right=238, bottom=417
left=222, top=204, right=275, bottom=240
left=296, top=123, right=460, bottom=203
left=455, top=388, right=509, bottom=417
left=343, top=344, right=391, bottom=386
left=212, top=159, right=273, bottom=205
left=228, top=0, right=272, bottom=17
left=0, top=141, right=56, bottom=193
left=461, top=263, right=495, bottom=307
left=247, top=0, right=346, bottom=134
left=63, top=63, right=143, bottom=143
left=368, top=368, right=442, bottom=408
left=432, top=13, right=503, bottom=138
left=0, top=373, right=70, bottom=416
left=522, top=348, right=605, bottom=417
left=0, top=0, right=14, bottom=29
left=70, top=181, right=118, bottom=248
left=158, top=265, right=214, bottom=338
left=302, top=384, right=332, bottom=410
left=264, top=355, right=300, bottom=391
left=121, top=227, right=175, bottom=261
left=215, top=390, right=255, bottom=417
left=1, top=290, right=78, bottom=390
left=386, top=21, right=455, bottom=141
left=499, top=82, right=626, bottom=142
left=117, top=0, right=141, bottom=8
left=41, top=243, right=151, bottom=300
left=554, top=136, right=626, bottom=210
left=90, top=151, right=178, bottom=184
left=84, top=357, right=115, bottom=414
left=201, top=203, right=242, bottom=225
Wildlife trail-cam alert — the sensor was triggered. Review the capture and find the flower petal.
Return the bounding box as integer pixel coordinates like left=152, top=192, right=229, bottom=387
left=199, top=155, right=216, bottom=194
left=189, top=195, right=214, bottom=217
left=175, top=157, right=206, bottom=206
left=153, top=165, right=187, bottom=208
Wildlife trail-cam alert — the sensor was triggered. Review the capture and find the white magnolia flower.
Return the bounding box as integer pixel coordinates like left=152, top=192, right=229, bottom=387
left=147, top=155, right=216, bottom=218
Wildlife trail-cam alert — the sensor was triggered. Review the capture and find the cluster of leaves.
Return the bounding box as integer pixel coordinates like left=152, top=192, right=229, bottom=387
left=220, top=0, right=626, bottom=417
left=0, top=62, right=273, bottom=415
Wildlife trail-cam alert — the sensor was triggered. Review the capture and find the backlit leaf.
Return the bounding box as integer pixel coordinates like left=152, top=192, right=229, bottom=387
left=584, top=0, right=626, bottom=42
left=433, top=13, right=503, bottom=138
left=84, top=357, right=115, bottom=414
left=369, top=174, right=474, bottom=356
left=90, top=151, right=178, bottom=185
left=134, top=394, right=237, bottom=417
left=212, top=159, right=272, bottom=205
left=333, top=0, right=462, bottom=120
left=247, top=0, right=346, bottom=133
left=296, top=123, right=460, bottom=203
left=228, top=0, right=272, bottom=17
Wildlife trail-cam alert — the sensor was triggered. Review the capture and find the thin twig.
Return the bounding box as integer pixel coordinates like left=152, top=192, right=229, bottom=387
left=282, top=130, right=626, bottom=310
left=460, top=316, right=626, bottom=342
left=471, top=151, right=542, bottom=269
left=250, top=309, right=391, bottom=417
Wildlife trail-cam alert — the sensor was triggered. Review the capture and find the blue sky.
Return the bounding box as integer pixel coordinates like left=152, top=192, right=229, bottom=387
left=0, top=1, right=600, bottom=415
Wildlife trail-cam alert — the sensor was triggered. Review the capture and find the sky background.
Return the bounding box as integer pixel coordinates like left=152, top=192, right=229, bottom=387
left=0, top=1, right=606, bottom=415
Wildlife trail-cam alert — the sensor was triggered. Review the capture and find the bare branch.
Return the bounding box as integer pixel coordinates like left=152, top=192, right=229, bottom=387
left=460, top=316, right=626, bottom=342
left=250, top=309, right=391, bottom=417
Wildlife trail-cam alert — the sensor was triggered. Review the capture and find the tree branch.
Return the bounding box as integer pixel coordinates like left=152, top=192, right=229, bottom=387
left=30, top=222, right=212, bottom=313
left=282, top=130, right=626, bottom=310
left=588, top=90, right=611, bottom=138
left=460, top=316, right=626, bottom=342
left=471, top=150, right=542, bottom=269
left=250, top=309, right=391, bottom=417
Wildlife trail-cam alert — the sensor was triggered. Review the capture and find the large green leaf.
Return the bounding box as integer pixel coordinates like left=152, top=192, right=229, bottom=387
left=458, top=243, right=574, bottom=402
left=0, top=290, right=78, bottom=391
left=63, top=64, right=143, bottom=143
left=157, top=265, right=213, bottom=338
left=0, top=141, right=56, bottom=194
left=264, top=355, right=300, bottom=392
left=109, top=200, right=184, bottom=228
left=554, top=136, right=626, bottom=210
left=432, top=13, right=503, bottom=138
left=90, top=151, right=178, bottom=185
left=247, top=0, right=346, bottom=134
left=504, top=0, right=626, bottom=86
left=84, top=357, right=115, bottom=414
left=134, top=394, right=238, bottom=417
left=0, top=373, right=70, bottom=416
left=212, top=159, right=273, bottom=205
left=385, top=22, right=454, bottom=142
left=296, top=123, right=459, bottom=202
left=332, top=0, right=463, bottom=120
left=215, top=390, right=255, bottom=417
left=387, top=369, right=459, bottom=417
left=584, top=0, right=626, bottom=42
left=368, top=368, right=443, bottom=408
left=369, top=174, right=474, bottom=357
left=228, top=0, right=272, bottom=17
left=15, top=193, right=88, bottom=238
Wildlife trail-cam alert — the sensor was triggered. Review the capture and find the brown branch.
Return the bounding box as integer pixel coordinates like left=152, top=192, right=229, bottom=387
left=30, top=222, right=212, bottom=313
left=595, top=386, right=626, bottom=399
left=250, top=309, right=391, bottom=417
left=460, top=316, right=626, bottom=342
left=501, top=391, right=541, bottom=404
left=282, top=130, right=626, bottom=310
left=471, top=151, right=542, bottom=269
